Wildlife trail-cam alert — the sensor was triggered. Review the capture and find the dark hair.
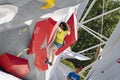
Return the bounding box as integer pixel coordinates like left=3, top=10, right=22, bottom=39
left=59, top=22, right=69, bottom=31
left=77, top=66, right=83, bottom=70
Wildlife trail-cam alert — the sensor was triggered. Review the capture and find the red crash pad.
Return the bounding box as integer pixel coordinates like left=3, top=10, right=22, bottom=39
left=28, top=18, right=56, bottom=71
left=28, top=18, right=56, bottom=54
left=55, top=13, right=78, bottom=55
left=47, top=18, right=57, bottom=45
left=0, top=53, right=30, bottom=78
left=34, top=48, right=48, bottom=71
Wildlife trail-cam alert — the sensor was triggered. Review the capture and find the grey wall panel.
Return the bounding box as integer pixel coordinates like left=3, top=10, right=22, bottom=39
left=0, top=0, right=84, bottom=31
left=85, top=22, right=120, bottom=80
left=0, top=25, right=45, bottom=80
left=0, top=25, right=30, bottom=56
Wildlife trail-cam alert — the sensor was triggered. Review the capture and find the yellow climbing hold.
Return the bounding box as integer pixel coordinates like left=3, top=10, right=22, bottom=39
left=41, top=0, right=55, bottom=9
left=17, top=48, right=29, bottom=57
left=22, top=27, right=28, bottom=32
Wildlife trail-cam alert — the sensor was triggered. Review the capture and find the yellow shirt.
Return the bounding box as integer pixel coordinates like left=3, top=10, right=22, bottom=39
left=55, top=28, right=69, bottom=44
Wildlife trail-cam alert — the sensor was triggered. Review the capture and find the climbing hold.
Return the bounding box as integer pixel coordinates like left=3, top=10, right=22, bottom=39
left=41, top=0, right=55, bottom=9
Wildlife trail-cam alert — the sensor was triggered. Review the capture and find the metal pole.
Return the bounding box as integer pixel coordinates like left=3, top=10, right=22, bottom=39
left=82, top=25, right=108, bottom=40
left=80, top=0, right=97, bottom=23
left=77, top=42, right=106, bottom=54
left=83, top=7, right=120, bottom=24
left=81, top=25, right=105, bottom=42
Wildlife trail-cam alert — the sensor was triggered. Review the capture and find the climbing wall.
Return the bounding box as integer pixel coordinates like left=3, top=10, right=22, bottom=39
left=85, top=22, right=120, bottom=80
